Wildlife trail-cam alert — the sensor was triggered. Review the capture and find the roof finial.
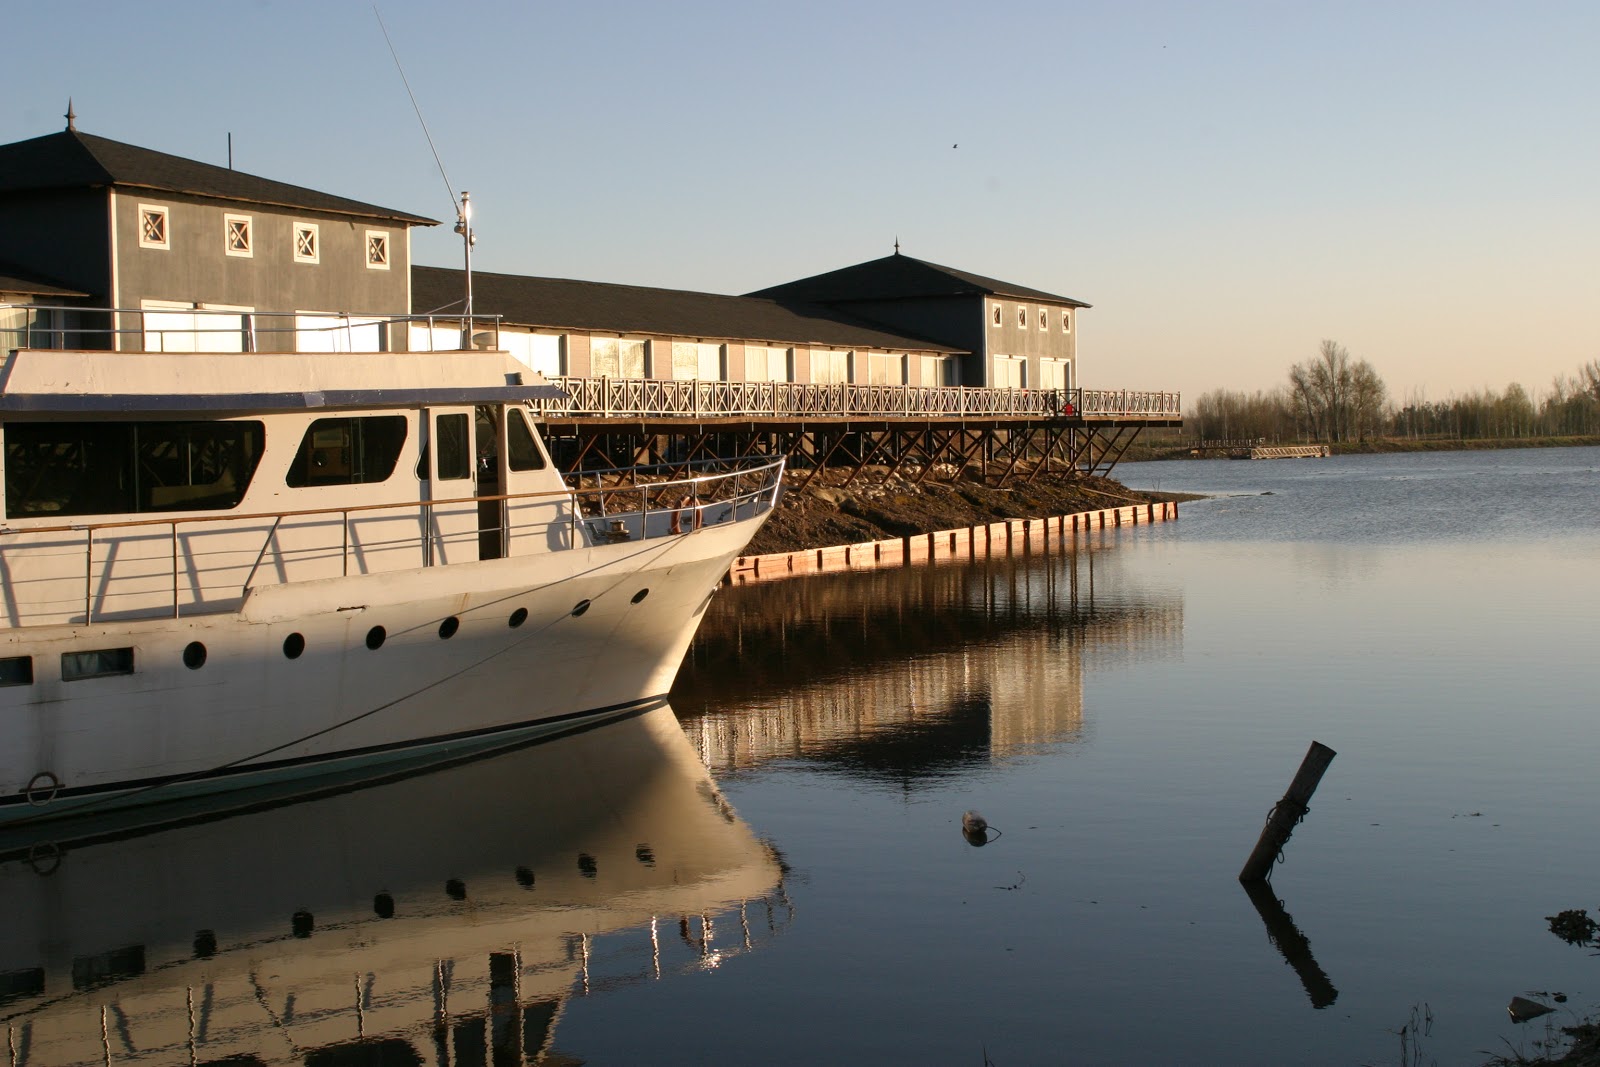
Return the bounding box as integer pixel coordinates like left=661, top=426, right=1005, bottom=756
left=65, top=98, right=77, bottom=132
left=894, top=236, right=900, bottom=255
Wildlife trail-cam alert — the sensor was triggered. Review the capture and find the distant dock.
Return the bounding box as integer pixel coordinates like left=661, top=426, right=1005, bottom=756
left=1247, top=445, right=1330, bottom=460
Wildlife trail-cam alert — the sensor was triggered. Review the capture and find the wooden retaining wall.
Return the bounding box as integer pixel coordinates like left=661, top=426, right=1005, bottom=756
left=729, top=501, right=1177, bottom=585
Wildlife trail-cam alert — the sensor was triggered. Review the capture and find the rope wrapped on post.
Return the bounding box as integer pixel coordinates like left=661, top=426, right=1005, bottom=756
left=1239, top=742, right=1336, bottom=882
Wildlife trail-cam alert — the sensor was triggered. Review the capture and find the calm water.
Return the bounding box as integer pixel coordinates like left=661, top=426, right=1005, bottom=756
left=3, top=447, right=1597, bottom=1065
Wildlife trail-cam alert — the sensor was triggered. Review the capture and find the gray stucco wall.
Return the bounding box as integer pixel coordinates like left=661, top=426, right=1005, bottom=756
left=111, top=191, right=412, bottom=351
left=820, top=296, right=985, bottom=384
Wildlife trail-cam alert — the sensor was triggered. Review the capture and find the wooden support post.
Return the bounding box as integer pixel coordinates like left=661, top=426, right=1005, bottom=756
left=1239, top=741, right=1337, bottom=882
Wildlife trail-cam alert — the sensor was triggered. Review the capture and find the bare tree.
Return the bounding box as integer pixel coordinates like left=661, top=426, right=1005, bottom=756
left=1348, top=361, right=1387, bottom=442
left=1582, top=359, right=1600, bottom=403
left=1288, top=341, right=1388, bottom=443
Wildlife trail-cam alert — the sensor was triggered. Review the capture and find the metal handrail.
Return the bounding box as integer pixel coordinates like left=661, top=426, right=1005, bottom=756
left=0, top=303, right=502, bottom=353
left=3, top=456, right=785, bottom=624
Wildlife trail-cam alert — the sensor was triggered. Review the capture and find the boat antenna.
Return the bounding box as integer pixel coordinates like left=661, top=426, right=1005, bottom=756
left=374, top=4, right=473, bottom=340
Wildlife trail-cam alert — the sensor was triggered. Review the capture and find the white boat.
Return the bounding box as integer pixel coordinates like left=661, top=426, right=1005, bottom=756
left=0, top=307, right=783, bottom=825
left=0, top=703, right=791, bottom=1065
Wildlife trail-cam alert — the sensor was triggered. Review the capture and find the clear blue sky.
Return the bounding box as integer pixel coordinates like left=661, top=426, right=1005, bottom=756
left=7, top=0, right=1596, bottom=403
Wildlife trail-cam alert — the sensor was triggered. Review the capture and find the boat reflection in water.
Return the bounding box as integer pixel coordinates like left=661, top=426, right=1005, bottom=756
left=0, top=705, right=789, bottom=1065
left=676, top=541, right=1184, bottom=777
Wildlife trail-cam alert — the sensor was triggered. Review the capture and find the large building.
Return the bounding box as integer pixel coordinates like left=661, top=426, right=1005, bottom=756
left=0, top=115, right=434, bottom=354
left=749, top=253, right=1088, bottom=392
left=1, top=120, right=1088, bottom=395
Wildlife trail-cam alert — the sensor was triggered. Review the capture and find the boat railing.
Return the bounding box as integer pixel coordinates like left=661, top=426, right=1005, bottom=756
left=0, top=456, right=785, bottom=626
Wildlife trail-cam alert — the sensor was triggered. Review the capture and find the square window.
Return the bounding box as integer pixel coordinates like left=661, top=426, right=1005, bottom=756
left=365, top=230, right=390, bottom=270
left=1017, top=307, right=1027, bottom=328
left=225, top=214, right=252, bottom=257
left=294, top=223, right=320, bottom=264
left=139, top=205, right=169, bottom=250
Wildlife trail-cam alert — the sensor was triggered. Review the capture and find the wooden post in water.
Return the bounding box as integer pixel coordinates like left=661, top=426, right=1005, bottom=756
left=1239, top=741, right=1337, bottom=882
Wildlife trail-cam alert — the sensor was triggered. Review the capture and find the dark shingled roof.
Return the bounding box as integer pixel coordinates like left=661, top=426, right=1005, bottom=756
left=412, top=266, right=961, bottom=353
left=0, top=128, right=437, bottom=226
left=747, top=253, right=1090, bottom=309
left=0, top=260, right=89, bottom=298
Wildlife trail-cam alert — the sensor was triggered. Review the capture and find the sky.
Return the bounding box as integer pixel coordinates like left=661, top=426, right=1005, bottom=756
left=6, top=0, right=1597, bottom=404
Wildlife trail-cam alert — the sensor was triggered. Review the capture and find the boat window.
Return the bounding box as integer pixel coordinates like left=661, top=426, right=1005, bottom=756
left=286, top=416, right=407, bottom=488
left=4, top=420, right=264, bottom=517
left=435, top=413, right=471, bottom=480
left=0, top=656, right=32, bottom=687
left=506, top=408, right=547, bottom=471
left=61, top=648, right=135, bottom=681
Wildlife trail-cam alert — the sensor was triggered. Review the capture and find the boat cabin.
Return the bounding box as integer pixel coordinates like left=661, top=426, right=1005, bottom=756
left=0, top=339, right=577, bottom=627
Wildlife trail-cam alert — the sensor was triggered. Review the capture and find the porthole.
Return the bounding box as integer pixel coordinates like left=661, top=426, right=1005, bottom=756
left=374, top=893, right=395, bottom=919
left=438, top=616, right=460, bottom=639
left=515, top=866, right=535, bottom=889
left=283, top=633, right=306, bottom=659
left=630, top=589, right=650, bottom=604
left=445, top=878, right=467, bottom=901
left=182, top=641, right=207, bottom=670
left=291, top=910, right=314, bottom=939
left=508, top=607, right=528, bottom=628
left=570, top=600, right=591, bottom=618
left=365, top=626, right=386, bottom=650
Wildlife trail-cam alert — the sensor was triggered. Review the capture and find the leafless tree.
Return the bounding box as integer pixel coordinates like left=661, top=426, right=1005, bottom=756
left=1288, top=340, right=1388, bottom=443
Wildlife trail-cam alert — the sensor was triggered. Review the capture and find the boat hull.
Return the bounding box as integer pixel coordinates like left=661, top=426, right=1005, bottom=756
left=0, top=517, right=757, bottom=824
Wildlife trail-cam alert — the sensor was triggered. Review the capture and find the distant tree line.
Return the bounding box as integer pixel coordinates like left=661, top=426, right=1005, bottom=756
left=1184, top=346, right=1600, bottom=444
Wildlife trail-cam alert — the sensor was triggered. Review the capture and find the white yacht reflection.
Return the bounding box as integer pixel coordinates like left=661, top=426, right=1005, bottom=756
left=676, top=549, right=1183, bottom=778
left=0, top=706, right=789, bottom=1065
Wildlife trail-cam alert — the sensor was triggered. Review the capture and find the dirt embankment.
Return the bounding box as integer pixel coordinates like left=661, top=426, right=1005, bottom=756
left=741, top=470, right=1187, bottom=556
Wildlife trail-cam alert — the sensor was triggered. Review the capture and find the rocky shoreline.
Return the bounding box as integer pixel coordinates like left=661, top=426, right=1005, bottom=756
left=741, top=470, right=1186, bottom=556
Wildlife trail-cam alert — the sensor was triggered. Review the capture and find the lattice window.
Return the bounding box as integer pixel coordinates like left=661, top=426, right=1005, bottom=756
left=225, top=214, right=252, bottom=257
left=294, top=223, right=319, bottom=264
left=139, top=205, right=169, bottom=249
left=366, top=230, right=390, bottom=269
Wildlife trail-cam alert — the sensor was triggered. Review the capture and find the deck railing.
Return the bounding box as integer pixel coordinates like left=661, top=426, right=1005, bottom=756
left=1, top=304, right=1180, bottom=420
left=546, top=378, right=1181, bottom=420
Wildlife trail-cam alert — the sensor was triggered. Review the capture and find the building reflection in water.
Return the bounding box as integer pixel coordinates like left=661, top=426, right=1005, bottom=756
left=675, top=535, right=1183, bottom=781
left=0, top=706, right=789, bottom=1066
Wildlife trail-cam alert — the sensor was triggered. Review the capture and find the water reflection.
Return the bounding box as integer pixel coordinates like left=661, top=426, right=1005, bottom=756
left=0, top=707, right=788, bottom=1066
left=1240, top=880, right=1338, bottom=1009
left=675, top=539, right=1183, bottom=782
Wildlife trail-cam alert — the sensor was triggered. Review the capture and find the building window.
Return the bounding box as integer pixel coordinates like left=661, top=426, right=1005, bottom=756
left=1062, top=310, right=1072, bottom=333
left=671, top=341, right=724, bottom=380
left=225, top=214, right=252, bottom=257
left=1017, top=306, right=1027, bottom=328
left=366, top=230, right=390, bottom=270
left=991, top=304, right=1002, bottom=327
left=294, top=223, right=320, bottom=264
left=139, top=205, right=169, bottom=250
left=1038, top=308, right=1048, bottom=330
left=591, top=338, right=646, bottom=378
